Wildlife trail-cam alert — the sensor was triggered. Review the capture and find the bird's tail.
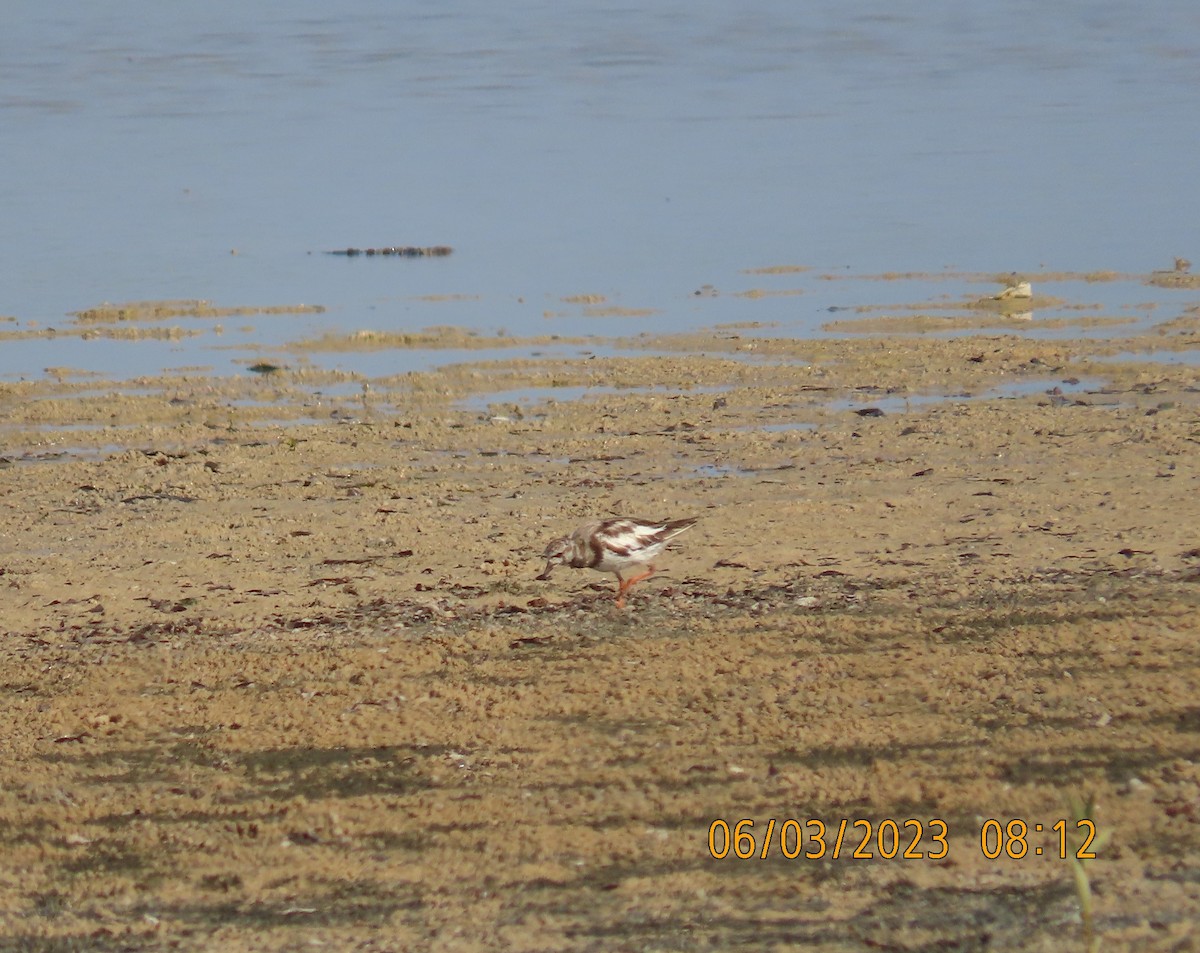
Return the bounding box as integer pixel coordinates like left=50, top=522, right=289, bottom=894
left=661, top=517, right=698, bottom=539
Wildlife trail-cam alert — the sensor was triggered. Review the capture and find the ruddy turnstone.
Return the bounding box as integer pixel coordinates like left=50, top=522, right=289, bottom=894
left=537, top=516, right=697, bottom=607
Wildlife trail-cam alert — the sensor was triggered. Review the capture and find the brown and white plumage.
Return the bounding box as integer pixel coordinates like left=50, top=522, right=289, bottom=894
left=537, top=516, right=697, bottom=607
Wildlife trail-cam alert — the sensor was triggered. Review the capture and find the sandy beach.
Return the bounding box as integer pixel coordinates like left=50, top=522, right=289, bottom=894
left=2, top=314, right=1199, bottom=950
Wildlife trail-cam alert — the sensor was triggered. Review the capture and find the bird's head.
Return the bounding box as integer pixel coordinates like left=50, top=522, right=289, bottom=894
left=536, top=536, right=571, bottom=579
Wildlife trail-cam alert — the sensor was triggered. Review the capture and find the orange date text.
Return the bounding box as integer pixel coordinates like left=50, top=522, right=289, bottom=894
left=707, top=817, right=949, bottom=861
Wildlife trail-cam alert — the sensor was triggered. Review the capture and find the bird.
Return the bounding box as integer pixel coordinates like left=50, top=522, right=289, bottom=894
left=993, top=274, right=1033, bottom=300
left=536, top=516, right=697, bottom=607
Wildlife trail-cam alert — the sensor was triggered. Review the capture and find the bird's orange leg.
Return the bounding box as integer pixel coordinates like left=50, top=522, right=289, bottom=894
left=614, top=566, right=656, bottom=607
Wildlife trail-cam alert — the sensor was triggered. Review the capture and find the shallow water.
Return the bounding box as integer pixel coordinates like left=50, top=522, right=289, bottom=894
left=3, top=0, right=1199, bottom=380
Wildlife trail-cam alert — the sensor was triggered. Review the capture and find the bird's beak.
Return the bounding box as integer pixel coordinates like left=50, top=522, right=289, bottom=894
left=536, top=561, right=555, bottom=580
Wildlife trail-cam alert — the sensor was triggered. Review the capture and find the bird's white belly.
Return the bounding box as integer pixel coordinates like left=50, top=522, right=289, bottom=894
left=595, top=542, right=665, bottom=575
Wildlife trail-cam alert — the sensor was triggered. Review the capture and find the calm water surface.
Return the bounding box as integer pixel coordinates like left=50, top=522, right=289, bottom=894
left=3, top=1, right=1199, bottom=380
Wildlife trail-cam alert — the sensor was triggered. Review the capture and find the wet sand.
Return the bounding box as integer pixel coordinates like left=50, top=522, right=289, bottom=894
left=2, top=322, right=1199, bottom=951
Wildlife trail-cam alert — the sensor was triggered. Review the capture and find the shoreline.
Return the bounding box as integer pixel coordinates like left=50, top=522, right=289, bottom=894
left=1, top=327, right=1199, bottom=949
